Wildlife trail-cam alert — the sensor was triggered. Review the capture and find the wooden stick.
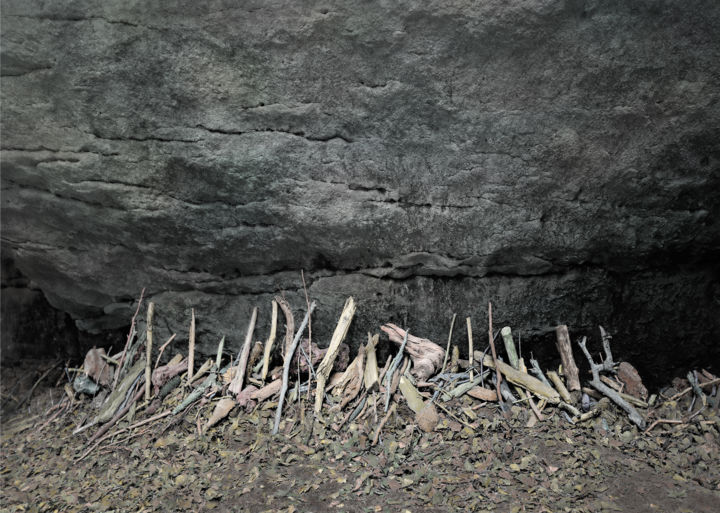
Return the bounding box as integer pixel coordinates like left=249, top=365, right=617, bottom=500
left=487, top=302, right=503, bottom=401
left=215, top=335, right=225, bottom=368
left=364, top=334, right=380, bottom=392
left=301, top=270, right=313, bottom=400
left=372, top=402, right=396, bottom=445
left=230, top=307, right=258, bottom=395
left=475, top=351, right=561, bottom=402
left=273, top=301, right=316, bottom=434
left=467, top=317, right=474, bottom=380
left=261, top=301, right=278, bottom=383
left=314, top=297, right=356, bottom=415
left=113, top=288, right=145, bottom=390
left=275, top=296, right=295, bottom=357
left=188, top=308, right=196, bottom=385
left=145, top=302, right=154, bottom=402
left=547, top=371, right=572, bottom=403
left=153, top=333, right=177, bottom=372
left=554, top=325, right=580, bottom=392
left=440, top=314, right=457, bottom=375
left=500, top=327, right=519, bottom=370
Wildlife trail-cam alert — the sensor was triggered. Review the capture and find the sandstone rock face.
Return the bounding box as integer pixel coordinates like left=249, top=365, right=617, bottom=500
left=2, top=1, right=719, bottom=382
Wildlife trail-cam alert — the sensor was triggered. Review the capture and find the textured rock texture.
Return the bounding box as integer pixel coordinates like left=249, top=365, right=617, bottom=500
left=2, top=1, right=719, bottom=382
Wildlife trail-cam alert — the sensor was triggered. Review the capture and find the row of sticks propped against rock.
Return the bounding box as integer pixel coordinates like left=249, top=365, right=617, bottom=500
left=70, top=292, right=720, bottom=460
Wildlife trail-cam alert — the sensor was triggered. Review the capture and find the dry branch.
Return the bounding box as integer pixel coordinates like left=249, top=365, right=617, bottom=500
left=275, top=296, right=295, bottom=357
left=474, top=351, right=561, bottom=403
left=273, top=301, right=316, bottom=434
left=145, top=302, right=154, bottom=402
left=188, top=308, right=196, bottom=384
left=261, top=300, right=278, bottom=382
left=487, top=302, right=503, bottom=401
left=500, top=326, right=519, bottom=370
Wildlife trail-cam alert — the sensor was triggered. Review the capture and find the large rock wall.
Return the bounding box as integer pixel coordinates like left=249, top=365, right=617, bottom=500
left=2, top=1, right=719, bottom=380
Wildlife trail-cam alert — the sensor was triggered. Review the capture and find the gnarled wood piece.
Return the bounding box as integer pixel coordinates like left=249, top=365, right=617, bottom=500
left=380, top=323, right=444, bottom=381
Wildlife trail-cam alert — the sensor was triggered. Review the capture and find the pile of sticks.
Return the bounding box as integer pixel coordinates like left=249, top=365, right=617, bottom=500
left=54, top=289, right=718, bottom=460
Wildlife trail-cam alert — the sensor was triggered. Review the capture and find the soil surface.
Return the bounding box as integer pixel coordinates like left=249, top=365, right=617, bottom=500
left=2, top=360, right=719, bottom=513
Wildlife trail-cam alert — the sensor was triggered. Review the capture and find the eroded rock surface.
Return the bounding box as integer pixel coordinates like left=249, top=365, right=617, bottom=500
left=2, top=1, right=719, bottom=382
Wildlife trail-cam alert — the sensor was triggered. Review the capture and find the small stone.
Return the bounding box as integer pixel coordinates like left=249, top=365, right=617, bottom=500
left=416, top=403, right=439, bottom=433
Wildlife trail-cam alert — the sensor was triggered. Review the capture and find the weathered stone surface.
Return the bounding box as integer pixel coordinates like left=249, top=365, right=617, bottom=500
left=1, top=1, right=719, bottom=383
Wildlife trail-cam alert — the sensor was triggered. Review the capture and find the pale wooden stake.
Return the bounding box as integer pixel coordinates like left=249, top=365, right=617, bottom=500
left=466, top=317, right=474, bottom=380
left=229, top=307, right=258, bottom=395
left=314, top=297, right=356, bottom=415
left=188, top=308, right=196, bottom=385
left=500, top=326, right=519, bottom=370
left=145, top=302, right=154, bottom=402
left=261, top=301, right=278, bottom=383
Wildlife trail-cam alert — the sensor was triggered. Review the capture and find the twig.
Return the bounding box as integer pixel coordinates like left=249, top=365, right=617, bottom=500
left=440, top=313, right=457, bottom=375
left=17, top=360, right=61, bottom=409
left=113, top=288, right=145, bottom=390
left=301, top=270, right=313, bottom=400
left=273, top=301, right=316, bottom=434
left=372, top=402, right=397, bottom=445
left=153, top=333, right=177, bottom=372
left=188, top=308, right=196, bottom=384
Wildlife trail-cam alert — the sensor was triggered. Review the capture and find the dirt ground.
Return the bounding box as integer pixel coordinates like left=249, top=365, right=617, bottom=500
left=2, top=360, right=719, bottom=513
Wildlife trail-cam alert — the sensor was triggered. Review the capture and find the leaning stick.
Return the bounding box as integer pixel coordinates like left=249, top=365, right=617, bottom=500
left=275, top=296, right=295, bottom=357
left=467, top=318, right=474, bottom=380
left=301, top=270, right=313, bottom=400
left=261, top=301, right=278, bottom=383
left=475, top=351, right=561, bottom=402
left=547, top=371, right=572, bottom=404
left=188, top=308, right=196, bottom=385
left=145, top=303, right=154, bottom=402
left=488, top=302, right=503, bottom=401
left=372, top=402, right=397, bottom=446
left=315, top=298, right=356, bottom=414
left=554, top=325, right=580, bottom=392
left=273, top=301, right=316, bottom=434
left=229, top=307, right=258, bottom=395
left=153, top=334, right=177, bottom=372
left=440, top=314, right=457, bottom=374
left=113, top=288, right=145, bottom=391
left=500, top=327, right=519, bottom=370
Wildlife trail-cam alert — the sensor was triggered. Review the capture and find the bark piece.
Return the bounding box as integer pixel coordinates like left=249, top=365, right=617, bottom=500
left=617, top=361, right=648, bottom=400
left=84, top=348, right=114, bottom=387
left=467, top=386, right=499, bottom=402
left=363, top=334, right=380, bottom=392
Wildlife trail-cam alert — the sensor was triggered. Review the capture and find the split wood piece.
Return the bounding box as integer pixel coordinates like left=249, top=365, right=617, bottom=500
left=487, top=302, right=503, bottom=401
left=474, top=351, right=560, bottom=403
left=332, top=345, right=365, bottom=411
left=380, top=323, right=444, bottom=381
left=113, top=288, right=145, bottom=391
left=188, top=308, right=196, bottom=384
left=275, top=296, right=295, bottom=357
left=578, top=336, right=645, bottom=429
left=191, top=359, right=214, bottom=385
left=145, top=302, right=154, bottom=402
left=372, top=402, right=397, bottom=446
left=547, top=371, right=572, bottom=403
left=467, top=318, right=474, bottom=380
left=554, top=325, right=581, bottom=392
left=440, top=314, right=457, bottom=374
left=215, top=336, right=225, bottom=368
left=247, top=341, right=264, bottom=372
left=300, top=269, right=313, bottom=400
left=229, top=307, right=258, bottom=396
left=96, top=358, right=146, bottom=424
left=87, top=379, right=145, bottom=446
left=250, top=379, right=281, bottom=401
left=450, top=345, right=460, bottom=373
left=467, top=386, right=498, bottom=402
left=314, top=297, right=356, bottom=415
left=399, top=376, right=439, bottom=432
left=273, top=301, right=316, bottom=434
left=500, top=327, right=520, bottom=370
left=261, top=300, right=279, bottom=382
left=599, top=375, right=624, bottom=392
left=442, top=372, right=489, bottom=401
left=363, top=334, right=380, bottom=392
left=203, top=397, right=236, bottom=434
